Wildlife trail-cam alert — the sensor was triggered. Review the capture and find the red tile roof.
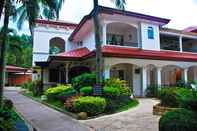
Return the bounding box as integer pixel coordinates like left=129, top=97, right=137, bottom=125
left=49, top=46, right=197, bottom=62
left=183, top=26, right=197, bottom=33
left=57, top=47, right=91, bottom=58
left=35, top=19, right=78, bottom=29
left=102, top=46, right=197, bottom=62
left=69, top=6, right=170, bottom=41
left=6, top=65, right=28, bottom=73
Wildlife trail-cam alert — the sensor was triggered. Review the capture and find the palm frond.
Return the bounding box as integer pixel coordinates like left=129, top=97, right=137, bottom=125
left=110, top=0, right=126, bottom=10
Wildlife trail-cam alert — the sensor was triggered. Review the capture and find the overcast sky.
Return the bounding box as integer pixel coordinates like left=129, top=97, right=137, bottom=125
left=8, top=0, right=197, bottom=34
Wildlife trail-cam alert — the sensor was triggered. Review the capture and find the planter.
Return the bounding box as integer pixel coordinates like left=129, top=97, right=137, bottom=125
left=153, top=103, right=179, bottom=116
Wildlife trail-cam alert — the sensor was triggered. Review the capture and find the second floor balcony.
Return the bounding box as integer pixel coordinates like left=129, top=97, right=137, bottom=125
left=103, top=22, right=139, bottom=48
left=160, top=33, right=197, bottom=53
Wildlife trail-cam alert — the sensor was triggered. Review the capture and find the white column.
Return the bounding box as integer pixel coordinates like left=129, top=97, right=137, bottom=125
left=65, top=64, right=69, bottom=83
left=157, top=67, right=162, bottom=87
left=102, top=23, right=107, bottom=45
left=104, top=65, right=110, bottom=79
left=142, top=66, right=147, bottom=97
left=183, top=68, right=188, bottom=83
left=179, top=36, right=183, bottom=52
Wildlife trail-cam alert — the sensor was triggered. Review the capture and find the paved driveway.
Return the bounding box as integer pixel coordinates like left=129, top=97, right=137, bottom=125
left=82, top=99, right=160, bottom=131
left=4, top=87, right=90, bottom=131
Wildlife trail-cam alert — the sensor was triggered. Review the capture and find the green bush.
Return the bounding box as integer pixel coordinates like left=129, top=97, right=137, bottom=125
left=159, top=109, right=197, bottom=131
left=158, top=88, right=179, bottom=108
left=32, top=80, right=43, bottom=96
left=146, top=85, right=160, bottom=97
left=71, top=73, right=96, bottom=91
left=80, top=87, right=93, bottom=96
left=45, top=85, right=75, bottom=100
left=104, top=79, right=131, bottom=96
left=22, top=80, right=43, bottom=96
left=103, top=87, right=120, bottom=98
left=21, top=81, right=34, bottom=91
left=0, top=100, right=18, bottom=131
left=176, top=89, right=197, bottom=112
left=73, top=96, right=106, bottom=116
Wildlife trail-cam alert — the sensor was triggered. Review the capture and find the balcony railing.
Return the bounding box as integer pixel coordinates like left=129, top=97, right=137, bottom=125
left=107, top=41, right=139, bottom=48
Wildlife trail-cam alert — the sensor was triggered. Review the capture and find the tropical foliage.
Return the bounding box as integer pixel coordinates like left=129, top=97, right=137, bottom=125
left=5, top=32, right=32, bottom=68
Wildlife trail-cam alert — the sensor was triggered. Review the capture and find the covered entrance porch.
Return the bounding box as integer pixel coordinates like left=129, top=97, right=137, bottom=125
left=103, top=57, right=197, bottom=97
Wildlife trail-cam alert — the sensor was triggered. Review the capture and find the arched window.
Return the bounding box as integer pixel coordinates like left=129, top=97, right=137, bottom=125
left=148, top=27, right=154, bottom=39
left=49, top=37, right=65, bottom=55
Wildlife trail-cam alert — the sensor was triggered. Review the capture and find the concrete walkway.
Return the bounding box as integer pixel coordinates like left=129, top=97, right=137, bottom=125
left=82, top=99, right=160, bottom=131
left=4, top=87, right=90, bottom=131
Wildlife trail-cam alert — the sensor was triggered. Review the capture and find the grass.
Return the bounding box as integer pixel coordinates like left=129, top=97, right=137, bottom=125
left=115, top=99, right=139, bottom=112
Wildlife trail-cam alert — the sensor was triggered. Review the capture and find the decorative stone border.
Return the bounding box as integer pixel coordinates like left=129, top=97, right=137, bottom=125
left=153, top=103, right=179, bottom=116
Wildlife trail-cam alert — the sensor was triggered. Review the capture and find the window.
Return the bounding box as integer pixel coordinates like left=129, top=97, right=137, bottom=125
left=107, top=34, right=124, bottom=46
left=148, top=27, right=154, bottom=39
left=49, top=37, right=65, bottom=55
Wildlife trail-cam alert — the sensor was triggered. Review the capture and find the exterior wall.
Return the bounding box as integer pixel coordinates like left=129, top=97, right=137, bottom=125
left=6, top=73, right=32, bottom=86
left=33, top=26, right=74, bottom=66
left=141, top=22, right=160, bottom=50
left=82, top=30, right=95, bottom=50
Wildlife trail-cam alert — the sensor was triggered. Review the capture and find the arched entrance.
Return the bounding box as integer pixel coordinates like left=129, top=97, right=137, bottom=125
left=109, top=63, right=141, bottom=96
left=68, top=66, right=91, bottom=82
left=161, top=65, right=183, bottom=86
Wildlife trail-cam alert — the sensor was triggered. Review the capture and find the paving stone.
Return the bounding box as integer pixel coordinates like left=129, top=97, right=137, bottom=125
left=4, top=88, right=90, bottom=131
left=82, top=99, right=160, bottom=131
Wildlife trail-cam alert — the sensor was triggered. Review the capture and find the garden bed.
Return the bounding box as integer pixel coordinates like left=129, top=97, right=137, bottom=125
left=22, top=91, right=138, bottom=120
left=153, top=103, right=179, bottom=116
left=21, top=74, right=139, bottom=120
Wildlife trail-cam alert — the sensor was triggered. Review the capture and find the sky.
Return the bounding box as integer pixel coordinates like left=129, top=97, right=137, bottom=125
left=5, top=0, right=197, bottom=34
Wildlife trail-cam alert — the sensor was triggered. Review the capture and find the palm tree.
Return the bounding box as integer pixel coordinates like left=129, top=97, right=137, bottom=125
left=0, top=0, right=14, bottom=107
left=15, top=0, right=64, bottom=36
left=0, top=0, right=63, bottom=107
left=93, top=0, right=126, bottom=95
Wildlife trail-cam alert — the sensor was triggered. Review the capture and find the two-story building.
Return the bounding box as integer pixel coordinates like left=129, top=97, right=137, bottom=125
left=33, top=6, right=197, bottom=97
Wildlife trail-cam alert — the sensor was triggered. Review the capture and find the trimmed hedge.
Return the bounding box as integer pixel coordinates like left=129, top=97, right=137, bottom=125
left=80, top=87, right=93, bottom=96
left=45, top=85, right=75, bottom=100
left=71, top=73, right=96, bottom=91
left=159, top=109, right=197, bottom=131
left=73, top=96, right=106, bottom=116
left=103, top=87, right=120, bottom=98
left=158, top=88, right=179, bottom=108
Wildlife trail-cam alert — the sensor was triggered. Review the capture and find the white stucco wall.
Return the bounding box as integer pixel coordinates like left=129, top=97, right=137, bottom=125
left=82, top=30, right=95, bottom=50
left=33, top=26, right=74, bottom=66
left=141, top=22, right=160, bottom=50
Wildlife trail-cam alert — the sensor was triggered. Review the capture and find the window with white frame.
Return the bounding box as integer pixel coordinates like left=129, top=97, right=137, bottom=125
left=148, top=27, right=154, bottom=39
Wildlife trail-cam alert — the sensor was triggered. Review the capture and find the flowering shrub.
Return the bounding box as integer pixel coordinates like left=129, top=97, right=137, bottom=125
left=104, top=78, right=131, bottom=96
left=64, top=95, right=81, bottom=112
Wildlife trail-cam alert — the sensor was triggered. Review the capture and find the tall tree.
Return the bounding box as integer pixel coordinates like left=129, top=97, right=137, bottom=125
left=0, top=0, right=14, bottom=107
left=0, top=0, right=63, bottom=107
left=93, top=0, right=126, bottom=95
